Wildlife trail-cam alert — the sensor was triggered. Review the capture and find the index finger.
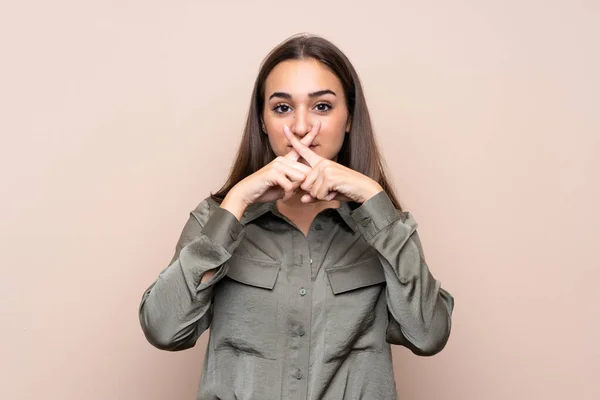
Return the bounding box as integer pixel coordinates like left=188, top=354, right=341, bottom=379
left=283, top=124, right=323, bottom=167
left=283, top=120, right=321, bottom=162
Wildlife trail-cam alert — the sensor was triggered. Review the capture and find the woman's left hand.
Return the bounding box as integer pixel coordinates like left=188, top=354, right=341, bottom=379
left=283, top=125, right=384, bottom=204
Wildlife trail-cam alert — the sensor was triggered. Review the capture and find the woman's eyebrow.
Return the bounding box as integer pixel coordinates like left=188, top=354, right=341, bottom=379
left=268, top=89, right=337, bottom=100
left=308, top=89, right=336, bottom=98
left=269, top=92, right=292, bottom=100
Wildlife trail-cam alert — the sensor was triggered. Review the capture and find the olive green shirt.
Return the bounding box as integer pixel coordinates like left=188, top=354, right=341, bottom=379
left=139, top=191, right=454, bottom=400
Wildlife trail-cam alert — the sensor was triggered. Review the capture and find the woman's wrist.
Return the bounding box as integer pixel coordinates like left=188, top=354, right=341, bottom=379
left=220, top=186, right=249, bottom=222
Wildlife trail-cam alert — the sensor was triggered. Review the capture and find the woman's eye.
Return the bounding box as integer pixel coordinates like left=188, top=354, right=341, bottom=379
left=273, top=104, right=291, bottom=114
left=314, top=103, right=332, bottom=113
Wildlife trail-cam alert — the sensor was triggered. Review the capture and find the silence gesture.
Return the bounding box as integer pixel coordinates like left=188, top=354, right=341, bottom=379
left=229, top=121, right=323, bottom=207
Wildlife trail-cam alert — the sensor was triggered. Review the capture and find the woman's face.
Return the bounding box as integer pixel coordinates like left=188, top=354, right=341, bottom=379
left=262, top=58, right=351, bottom=164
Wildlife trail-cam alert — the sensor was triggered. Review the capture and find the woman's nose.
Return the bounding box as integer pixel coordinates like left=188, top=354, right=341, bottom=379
left=291, top=110, right=312, bottom=137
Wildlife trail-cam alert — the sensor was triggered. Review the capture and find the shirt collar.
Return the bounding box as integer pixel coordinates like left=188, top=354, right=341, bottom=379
left=334, top=200, right=361, bottom=233
left=239, top=199, right=361, bottom=234
left=240, top=201, right=277, bottom=225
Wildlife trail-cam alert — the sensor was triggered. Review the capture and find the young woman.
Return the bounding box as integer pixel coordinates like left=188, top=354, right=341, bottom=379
left=139, top=33, right=455, bottom=400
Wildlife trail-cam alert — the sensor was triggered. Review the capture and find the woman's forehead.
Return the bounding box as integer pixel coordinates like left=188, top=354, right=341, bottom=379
left=265, top=59, right=343, bottom=98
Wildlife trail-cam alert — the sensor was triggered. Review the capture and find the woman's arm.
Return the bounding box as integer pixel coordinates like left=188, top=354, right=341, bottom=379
left=351, top=191, right=455, bottom=356
left=138, top=198, right=247, bottom=351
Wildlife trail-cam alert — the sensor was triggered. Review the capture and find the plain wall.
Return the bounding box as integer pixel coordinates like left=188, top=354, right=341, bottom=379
left=1, top=1, right=598, bottom=399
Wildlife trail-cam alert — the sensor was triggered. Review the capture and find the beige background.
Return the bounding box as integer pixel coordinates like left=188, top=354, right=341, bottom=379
left=1, top=0, right=599, bottom=399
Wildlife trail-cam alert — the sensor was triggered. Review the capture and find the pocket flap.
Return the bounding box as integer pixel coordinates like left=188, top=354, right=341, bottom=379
left=225, top=254, right=281, bottom=290
left=326, top=257, right=386, bottom=294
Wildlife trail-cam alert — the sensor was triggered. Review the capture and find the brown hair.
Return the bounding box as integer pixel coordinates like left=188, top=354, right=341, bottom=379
left=210, top=33, right=402, bottom=210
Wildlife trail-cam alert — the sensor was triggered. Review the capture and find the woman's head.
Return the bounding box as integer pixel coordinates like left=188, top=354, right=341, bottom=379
left=261, top=57, right=350, bottom=165
left=212, top=33, right=401, bottom=210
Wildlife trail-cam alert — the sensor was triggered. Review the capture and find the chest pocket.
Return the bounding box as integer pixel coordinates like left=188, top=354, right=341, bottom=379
left=324, top=256, right=387, bottom=358
left=211, top=254, right=281, bottom=360
left=326, top=256, right=386, bottom=294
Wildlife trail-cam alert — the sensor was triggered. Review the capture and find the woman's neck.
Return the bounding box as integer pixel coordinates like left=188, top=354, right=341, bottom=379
left=276, top=191, right=340, bottom=216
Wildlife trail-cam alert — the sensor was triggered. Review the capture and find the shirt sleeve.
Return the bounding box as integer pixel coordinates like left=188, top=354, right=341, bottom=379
left=138, top=198, right=246, bottom=351
left=351, top=190, right=455, bottom=356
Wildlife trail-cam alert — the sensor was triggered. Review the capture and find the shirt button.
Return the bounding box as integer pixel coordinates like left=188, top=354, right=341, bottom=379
left=309, top=258, right=313, bottom=265
left=299, top=288, right=307, bottom=296
left=295, top=369, right=303, bottom=380
left=315, top=223, right=322, bottom=231
left=298, top=327, right=305, bottom=337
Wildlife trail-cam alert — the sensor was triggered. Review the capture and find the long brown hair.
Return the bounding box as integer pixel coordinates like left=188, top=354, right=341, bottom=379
left=210, top=33, right=402, bottom=211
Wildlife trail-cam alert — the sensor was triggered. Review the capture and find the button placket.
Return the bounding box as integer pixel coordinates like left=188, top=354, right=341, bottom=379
left=282, top=219, right=310, bottom=398
left=284, top=229, right=313, bottom=397
left=310, top=217, right=326, bottom=278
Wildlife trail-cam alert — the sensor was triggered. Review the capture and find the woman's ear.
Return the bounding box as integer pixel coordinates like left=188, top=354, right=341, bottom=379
left=345, top=117, right=352, bottom=133
left=261, top=119, right=267, bottom=134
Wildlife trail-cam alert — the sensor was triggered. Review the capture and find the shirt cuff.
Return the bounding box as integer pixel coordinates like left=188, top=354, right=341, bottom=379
left=351, top=190, right=403, bottom=241
left=201, top=206, right=246, bottom=256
